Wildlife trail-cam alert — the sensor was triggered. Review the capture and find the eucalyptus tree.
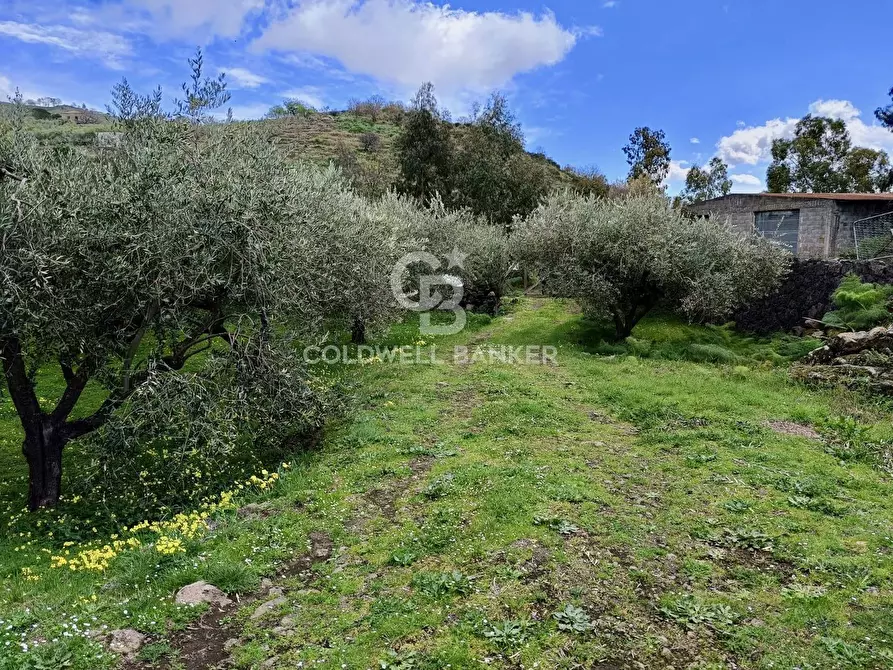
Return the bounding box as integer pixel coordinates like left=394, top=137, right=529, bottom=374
left=0, top=62, right=404, bottom=510
left=679, top=157, right=733, bottom=204
left=877, top=87, right=893, bottom=130
left=623, top=127, right=671, bottom=186
left=767, top=114, right=893, bottom=193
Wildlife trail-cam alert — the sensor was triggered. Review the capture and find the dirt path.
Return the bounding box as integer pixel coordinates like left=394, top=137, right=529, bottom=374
left=126, top=300, right=893, bottom=669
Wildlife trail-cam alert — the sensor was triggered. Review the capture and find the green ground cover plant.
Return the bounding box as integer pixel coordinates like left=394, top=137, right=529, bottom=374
left=823, top=274, right=893, bottom=331
left=2, top=299, right=893, bottom=669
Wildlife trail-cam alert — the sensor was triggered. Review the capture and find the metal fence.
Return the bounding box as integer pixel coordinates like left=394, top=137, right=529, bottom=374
left=854, top=210, right=893, bottom=260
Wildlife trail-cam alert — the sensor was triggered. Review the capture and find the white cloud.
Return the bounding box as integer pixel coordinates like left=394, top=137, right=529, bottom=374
left=730, top=173, right=762, bottom=186
left=667, top=159, right=691, bottom=182
left=603, top=1, right=618, bottom=7
left=716, top=117, right=798, bottom=166
left=0, top=75, right=13, bottom=99
left=123, top=0, right=264, bottom=38
left=730, top=173, right=763, bottom=193
left=253, top=0, right=585, bottom=95
left=226, top=102, right=274, bottom=120
left=0, top=72, right=59, bottom=104
left=0, top=20, right=132, bottom=68
left=808, top=99, right=860, bottom=122
left=281, top=86, right=327, bottom=109
left=809, top=99, right=893, bottom=154
left=717, top=99, right=893, bottom=168
left=690, top=137, right=700, bottom=144
left=223, top=67, right=271, bottom=89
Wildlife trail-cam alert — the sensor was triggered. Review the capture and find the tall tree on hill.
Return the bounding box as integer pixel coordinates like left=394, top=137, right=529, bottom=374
left=623, top=127, right=671, bottom=186
left=396, top=83, right=454, bottom=203
left=877, top=87, right=893, bottom=130
left=767, top=115, right=893, bottom=193
left=679, top=157, right=733, bottom=204
left=450, top=92, right=549, bottom=224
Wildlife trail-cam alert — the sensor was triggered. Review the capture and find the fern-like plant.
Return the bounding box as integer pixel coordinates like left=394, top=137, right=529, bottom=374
left=823, top=275, right=893, bottom=331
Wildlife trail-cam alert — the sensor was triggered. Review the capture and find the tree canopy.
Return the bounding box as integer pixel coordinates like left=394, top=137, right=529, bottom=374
left=267, top=98, right=317, bottom=119
left=679, top=157, right=733, bottom=204
left=513, top=193, right=790, bottom=340
left=395, top=83, right=454, bottom=203
left=449, top=92, right=549, bottom=225
left=767, top=115, right=893, bottom=193
left=395, top=85, right=549, bottom=225
left=877, top=87, right=893, bottom=130
left=623, top=127, right=671, bottom=186
left=0, top=56, right=409, bottom=510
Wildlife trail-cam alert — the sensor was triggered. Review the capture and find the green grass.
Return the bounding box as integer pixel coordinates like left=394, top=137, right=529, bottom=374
left=3, top=300, right=893, bottom=669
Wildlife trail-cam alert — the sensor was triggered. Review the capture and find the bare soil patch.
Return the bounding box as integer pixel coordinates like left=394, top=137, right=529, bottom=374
left=365, top=456, right=434, bottom=520
left=767, top=421, right=821, bottom=440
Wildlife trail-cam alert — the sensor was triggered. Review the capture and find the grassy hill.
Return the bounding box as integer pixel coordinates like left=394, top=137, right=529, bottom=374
left=1, top=101, right=582, bottom=193
left=0, top=101, right=114, bottom=146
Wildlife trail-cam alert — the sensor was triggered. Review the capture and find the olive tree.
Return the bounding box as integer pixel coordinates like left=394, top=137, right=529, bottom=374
left=0, top=75, right=403, bottom=510
left=513, top=193, right=790, bottom=340
left=418, top=198, right=513, bottom=310
left=371, top=193, right=513, bottom=313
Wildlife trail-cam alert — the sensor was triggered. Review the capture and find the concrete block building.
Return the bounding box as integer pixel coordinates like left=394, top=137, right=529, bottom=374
left=686, top=193, right=893, bottom=259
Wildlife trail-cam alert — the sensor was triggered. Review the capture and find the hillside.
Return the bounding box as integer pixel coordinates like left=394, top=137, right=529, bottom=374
left=2, top=101, right=582, bottom=192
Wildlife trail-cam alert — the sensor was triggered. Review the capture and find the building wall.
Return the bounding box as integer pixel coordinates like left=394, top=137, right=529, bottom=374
left=688, top=195, right=835, bottom=259
left=834, top=202, right=893, bottom=256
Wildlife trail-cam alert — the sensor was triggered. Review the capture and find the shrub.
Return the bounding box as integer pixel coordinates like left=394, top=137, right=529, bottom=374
left=266, top=98, right=316, bottom=119
left=71, top=343, right=331, bottom=519
left=348, top=94, right=387, bottom=122
left=563, top=165, right=610, bottom=198
left=513, top=193, right=790, bottom=340
left=822, top=274, right=893, bottom=331
left=359, top=131, right=381, bottom=153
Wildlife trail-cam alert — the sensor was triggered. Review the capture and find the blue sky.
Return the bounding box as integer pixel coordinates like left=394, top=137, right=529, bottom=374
left=2, top=0, right=893, bottom=192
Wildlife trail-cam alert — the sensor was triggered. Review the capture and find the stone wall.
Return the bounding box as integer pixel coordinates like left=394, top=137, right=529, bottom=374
left=733, top=259, right=893, bottom=334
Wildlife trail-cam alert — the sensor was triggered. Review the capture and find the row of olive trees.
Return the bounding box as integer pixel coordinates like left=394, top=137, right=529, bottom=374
left=1, top=56, right=789, bottom=512
left=0, top=57, right=524, bottom=510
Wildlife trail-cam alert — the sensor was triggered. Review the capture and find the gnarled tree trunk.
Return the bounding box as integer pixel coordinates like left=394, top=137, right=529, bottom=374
left=351, top=317, right=367, bottom=345
left=22, top=420, right=68, bottom=510
left=2, top=336, right=90, bottom=510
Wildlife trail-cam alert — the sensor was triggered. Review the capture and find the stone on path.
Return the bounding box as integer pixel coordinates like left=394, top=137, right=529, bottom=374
left=174, top=581, right=233, bottom=607
left=251, top=596, right=287, bottom=620
left=109, top=628, right=145, bottom=656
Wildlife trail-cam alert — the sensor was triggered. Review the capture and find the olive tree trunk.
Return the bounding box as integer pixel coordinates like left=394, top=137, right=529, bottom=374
left=22, top=421, right=68, bottom=510
left=2, top=337, right=98, bottom=510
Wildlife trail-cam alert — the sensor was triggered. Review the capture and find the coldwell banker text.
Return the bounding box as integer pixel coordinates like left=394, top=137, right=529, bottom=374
left=302, top=345, right=558, bottom=365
